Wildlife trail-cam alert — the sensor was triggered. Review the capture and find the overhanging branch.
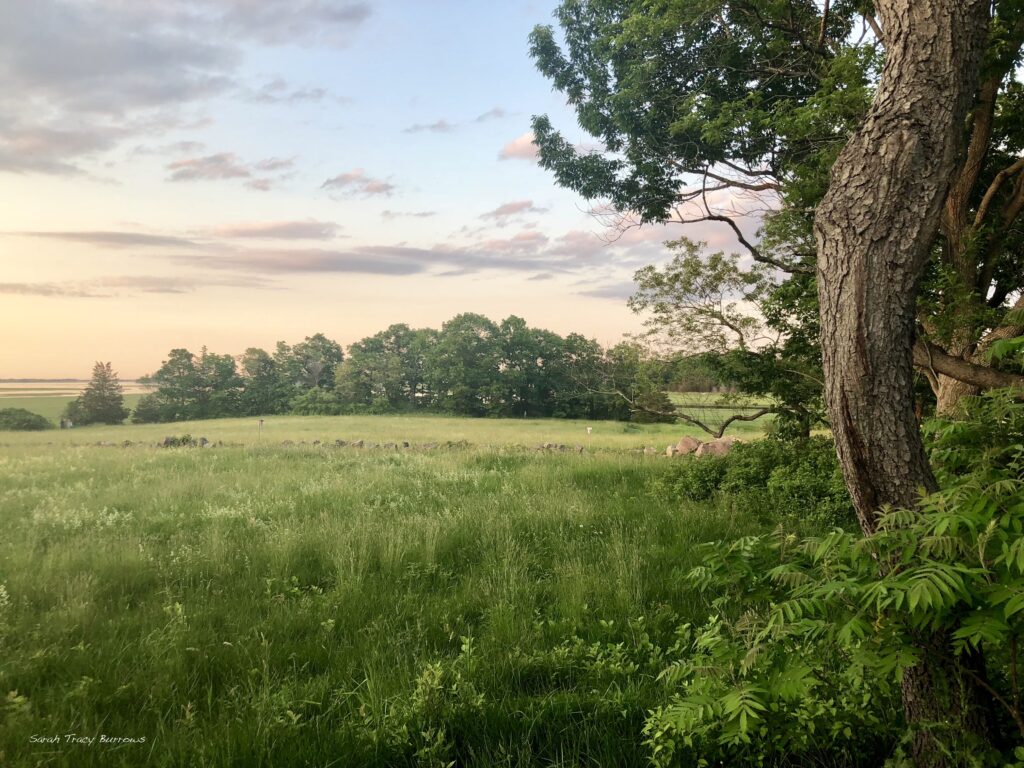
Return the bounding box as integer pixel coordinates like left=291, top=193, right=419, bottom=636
left=912, top=339, right=1024, bottom=391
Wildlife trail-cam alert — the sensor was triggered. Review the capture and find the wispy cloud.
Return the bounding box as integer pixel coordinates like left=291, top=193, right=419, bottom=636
left=129, top=140, right=207, bottom=158
left=474, top=107, right=507, bottom=123
left=254, top=156, right=297, bottom=173
left=208, top=220, right=343, bottom=240
left=167, top=152, right=251, bottom=181
left=210, top=0, right=372, bottom=47
left=480, top=200, right=548, bottom=219
left=576, top=282, right=637, bottom=301
left=403, top=119, right=456, bottom=134
left=13, top=230, right=201, bottom=249
left=165, top=152, right=295, bottom=189
left=0, top=274, right=270, bottom=298
left=382, top=210, right=437, bottom=219
left=179, top=248, right=424, bottom=276
left=246, top=78, right=328, bottom=105
left=498, top=131, right=539, bottom=162
left=321, top=168, right=395, bottom=196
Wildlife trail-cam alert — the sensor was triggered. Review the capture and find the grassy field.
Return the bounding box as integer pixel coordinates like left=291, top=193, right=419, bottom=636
left=0, top=394, right=145, bottom=423
left=0, top=414, right=771, bottom=767
left=0, top=382, right=150, bottom=424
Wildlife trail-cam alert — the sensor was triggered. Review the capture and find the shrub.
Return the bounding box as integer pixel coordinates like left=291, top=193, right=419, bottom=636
left=0, top=408, right=52, bottom=431
left=654, top=437, right=855, bottom=528
left=131, top=393, right=165, bottom=424
left=290, top=387, right=342, bottom=416
left=645, top=390, right=1024, bottom=766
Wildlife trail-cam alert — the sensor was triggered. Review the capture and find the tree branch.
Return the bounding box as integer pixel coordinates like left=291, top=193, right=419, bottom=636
left=863, top=13, right=883, bottom=44
left=912, top=339, right=1024, bottom=391
left=816, top=0, right=830, bottom=51
left=972, top=157, right=1024, bottom=228
left=702, top=169, right=782, bottom=193
left=700, top=212, right=814, bottom=274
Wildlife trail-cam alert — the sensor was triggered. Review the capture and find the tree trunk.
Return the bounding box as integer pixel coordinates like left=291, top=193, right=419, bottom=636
left=813, top=1, right=992, bottom=764
left=934, top=374, right=979, bottom=417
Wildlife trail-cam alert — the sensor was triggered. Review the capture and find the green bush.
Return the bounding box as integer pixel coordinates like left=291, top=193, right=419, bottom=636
left=645, top=390, right=1024, bottom=766
left=0, top=408, right=52, bottom=431
left=290, top=387, right=342, bottom=416
left=654, top=437, right=855, bottom=528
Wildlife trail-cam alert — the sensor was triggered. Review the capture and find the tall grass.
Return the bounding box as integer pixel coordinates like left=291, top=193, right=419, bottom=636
left=0, top=416, right=764, bottom=766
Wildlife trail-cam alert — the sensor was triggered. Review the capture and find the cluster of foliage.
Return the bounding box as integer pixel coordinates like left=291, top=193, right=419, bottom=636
left=63, top=362, right=130, bottom=425
left=643, top=390, right=1024, bottom=765
left=653, top=436, right=855, bottom=529
left=129, top=316, right=727, bottom=425
left=0, top=408, right=52, bottom=431
left=132, top=333, right=344, bottom=423
left=530, top=0, right=1023, bottom=423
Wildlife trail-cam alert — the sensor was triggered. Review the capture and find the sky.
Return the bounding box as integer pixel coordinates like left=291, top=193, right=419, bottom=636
left=0, top=0, right=734, bottom=378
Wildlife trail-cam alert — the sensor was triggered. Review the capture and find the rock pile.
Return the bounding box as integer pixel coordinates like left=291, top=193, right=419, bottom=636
left=651, top=435, right=739, bottom=458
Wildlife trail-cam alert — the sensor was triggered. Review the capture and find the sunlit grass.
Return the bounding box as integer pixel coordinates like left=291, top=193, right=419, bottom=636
left=0, top=415, right=767, bottom=766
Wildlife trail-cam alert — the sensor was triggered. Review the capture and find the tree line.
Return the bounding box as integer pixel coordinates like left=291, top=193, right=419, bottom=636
left=66, top=315, right=739, bottom=427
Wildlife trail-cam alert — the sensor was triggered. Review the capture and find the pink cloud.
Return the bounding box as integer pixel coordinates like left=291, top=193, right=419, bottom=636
left=498, top=132, right=539, bottom=162
left=480, top=200, right=547, bottom=219
left=321, top=168, right=395, bottom=196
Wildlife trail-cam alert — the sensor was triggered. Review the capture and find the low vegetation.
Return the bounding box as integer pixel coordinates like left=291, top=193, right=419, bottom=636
left=0, top=408, right=52, bottom=431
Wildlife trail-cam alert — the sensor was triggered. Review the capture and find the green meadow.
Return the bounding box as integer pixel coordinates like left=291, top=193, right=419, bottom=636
left=0, top=414, right=775, bottom=767
left=0, top=394, right=145, bottom=423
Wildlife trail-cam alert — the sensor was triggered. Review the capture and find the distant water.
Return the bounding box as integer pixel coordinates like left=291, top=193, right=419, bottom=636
left=0, top=381, right=152, bottom=398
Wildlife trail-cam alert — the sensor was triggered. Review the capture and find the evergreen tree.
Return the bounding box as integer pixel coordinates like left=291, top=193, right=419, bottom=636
left=66, top=362, right=130, bottom=425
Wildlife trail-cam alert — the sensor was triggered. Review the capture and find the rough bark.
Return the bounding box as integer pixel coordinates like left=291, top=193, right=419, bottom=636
left=927, top=17, right=1024, bottom=416
left=813, top=1, right=993, bottom=764
left=934, top=375, right=981, bottom=416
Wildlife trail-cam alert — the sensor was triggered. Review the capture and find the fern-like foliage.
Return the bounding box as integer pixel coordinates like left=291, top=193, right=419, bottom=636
left=645, top=389, right=1024, bottom=766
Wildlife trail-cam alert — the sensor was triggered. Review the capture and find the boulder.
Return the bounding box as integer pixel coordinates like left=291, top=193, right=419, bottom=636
left=695, top=437, right=739, bottom=457
left=675, top=436, right=702, bottom=455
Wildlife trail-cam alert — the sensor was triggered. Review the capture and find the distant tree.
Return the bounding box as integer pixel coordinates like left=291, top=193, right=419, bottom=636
left=144, top=347, right=242, bottom=421
left=425, top=314, right=501, bottom=416
left=549, top=333, right=629, bottom=420
left=63, top=397, right=86, bottom=426
left=291, top=333, right=345, bottom=390
left=487, top=316, right=565, bottom=418
left=0, top=408, right=52, bottom=431
left=290, top=386, right=342, bottom=415
left=238, top=347, right=291, bottom=416
left=130, top=393, right=163, bottom=424
left=63, top=362, right=129, bottom=425
left=336, top=324, right=435, bottom=411
left=197, top=348, right=242, bottom=417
